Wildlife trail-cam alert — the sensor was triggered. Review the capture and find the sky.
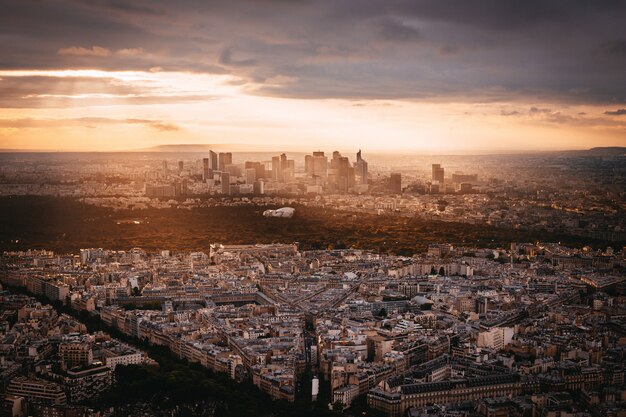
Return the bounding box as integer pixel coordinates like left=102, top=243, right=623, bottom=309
left=0, top=0, right=625, bottom=152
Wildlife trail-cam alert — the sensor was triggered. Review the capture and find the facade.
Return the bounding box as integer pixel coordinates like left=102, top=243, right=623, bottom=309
left=59, top=342, right=93, bottom=369
left=221, top=172, right=230, bottom=195
left=389, top=173, right=402, bottom=194
left=432, top=164, right=445, bottom=183
left=368, top=374, right=522, bottom=417
left=6, top=377, right=67, bottom=406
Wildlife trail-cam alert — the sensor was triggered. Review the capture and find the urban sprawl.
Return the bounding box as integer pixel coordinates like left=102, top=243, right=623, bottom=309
left=1, top=241, right=625, bottom=417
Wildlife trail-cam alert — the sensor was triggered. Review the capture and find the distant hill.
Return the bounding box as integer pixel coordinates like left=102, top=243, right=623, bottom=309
left=561, top=147, right=626, bottom=157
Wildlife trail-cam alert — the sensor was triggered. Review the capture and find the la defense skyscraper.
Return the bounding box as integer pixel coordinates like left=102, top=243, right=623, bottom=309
left=355, top=149, right=368, bottom=185
left=432, top=163, right=445, bottom=183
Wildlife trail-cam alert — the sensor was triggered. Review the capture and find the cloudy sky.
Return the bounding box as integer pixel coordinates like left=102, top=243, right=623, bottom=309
left=1, top=0, right=625, bottom=152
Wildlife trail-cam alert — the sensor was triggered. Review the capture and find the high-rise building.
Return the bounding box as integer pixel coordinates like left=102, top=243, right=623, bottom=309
left=330, top=152, right=354, bottom=193
left=272, top=156, right=281, bottom=181
left=245, top=168, right=256, bottom=184
left=221, top=172, right=230, bottom=195
left=355, top=149, right=368, bottom=185
left=253, top=180, right=264, bottom=194
left=432, top=164, right=445, bottom=183
left=285, top=159, right=295, bottom=182
left=305, top=155, right=313, bottom=176
left=280, top=153, right=288, bottom=181
left=331, top=151, right=342, bottom=169
left=312, top=151, right=328, bottom=179
left=202, top=158, right=210, bottom=182
left=245, top=161, right=265, bottom=179
left=390, top=173, right=402, bottom=194
left=218, top=152, right=232, bottom=171
left=209, top=150, right=218, bottom=170
left=178, top=161, right=184, bottom=173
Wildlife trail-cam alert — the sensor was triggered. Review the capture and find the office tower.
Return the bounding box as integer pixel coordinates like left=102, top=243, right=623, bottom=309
left=285, top=160, right=295, bottom=182
left=245, top=161, right=265, bottom=179
left=432, top=164, right=445, bottom=183
left=272, top=156, right=281, bottom=180
left=221, top=172, right=230, bottom=195
left=331, top=151, right=342, bottom=168
left=245, top=168, right=256, bottom=184
left=305, top=155, right=313, bottom=176
left=451, top=172, right=478, bottom=183
left=253, top=180, right=264, bottom=194
left=332, top=153, right=353, bottom=193
left=225, top=164, right=241, bottom=177
left=218, top=152, right=232, bottom=171
left=178, top=161, right=184, bottom=172
left=390, top=173, right=402, bottom=194
left=209, top=150, right=218, bottom=170
left=279, top=153, right=287, bottom=181
left=355, top=149, right=368, bottom=185
left=202, top=158, right=210, bottom=182
left=162, top=160, right=168, bottom=172
left=312, top=151, right=328, bottom=179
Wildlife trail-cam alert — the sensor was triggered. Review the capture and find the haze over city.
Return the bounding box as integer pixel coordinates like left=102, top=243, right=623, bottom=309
left=1, top=1, right=626, bottom=152
left=1, top=3, right=626, bottom=417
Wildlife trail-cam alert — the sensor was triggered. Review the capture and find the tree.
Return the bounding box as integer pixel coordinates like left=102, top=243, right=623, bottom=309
left=332, top=401, right=344, bottom=412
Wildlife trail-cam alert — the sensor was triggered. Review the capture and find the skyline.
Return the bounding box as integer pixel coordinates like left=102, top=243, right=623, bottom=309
left=1, top=1, right=626, bottom=151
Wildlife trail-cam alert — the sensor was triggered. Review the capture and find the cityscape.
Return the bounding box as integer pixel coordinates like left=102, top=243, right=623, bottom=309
left=1, top=1, right=626, bottom=417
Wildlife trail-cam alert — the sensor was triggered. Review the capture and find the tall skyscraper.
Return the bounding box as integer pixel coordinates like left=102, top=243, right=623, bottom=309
left=178, top=161, right=184, bottom=173
left=218, top=152, right=232, bottom=171
left=209, top=150, right=218, bottom=170
left=221, top=172, right=230, bottom=195
left=245, top=168, right=256, bottom=184
left=390, top=173, right=402, bottom=194
left=312, top=151, right=328, bottom=179
left=202, top=158, right=210, bottom=182
left=330, top=152, right=354, bottom=193
left=280, top=153, right=287, bottom=181
left=272, top=156, right=281, bottom=181
left=285, top=159, right=295, bottom=182
left=432, top=164, right=445, bottom=183
left=355, top=149, right=368, bottom=185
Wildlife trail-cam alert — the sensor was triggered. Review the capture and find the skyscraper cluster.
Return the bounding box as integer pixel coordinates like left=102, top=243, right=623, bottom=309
left=304, top=150, right=368, bottom=193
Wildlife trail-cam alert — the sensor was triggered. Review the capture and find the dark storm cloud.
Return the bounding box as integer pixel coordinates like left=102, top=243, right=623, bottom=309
left=378, top=18, right=421, bottom=42
left=599, top=39, right=626, bottom=56
left=1, top=0, right=626, bottom=104
left=604, top=108, right=626, bottom=115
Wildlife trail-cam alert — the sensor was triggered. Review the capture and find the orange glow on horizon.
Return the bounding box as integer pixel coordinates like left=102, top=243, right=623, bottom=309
left=0, top=69, right=624, bottom=153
